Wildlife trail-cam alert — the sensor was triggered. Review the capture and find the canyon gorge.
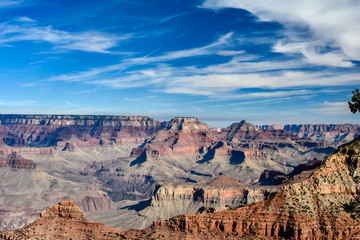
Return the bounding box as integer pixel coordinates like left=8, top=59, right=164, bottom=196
left=0, top=114, right=359, bottom=239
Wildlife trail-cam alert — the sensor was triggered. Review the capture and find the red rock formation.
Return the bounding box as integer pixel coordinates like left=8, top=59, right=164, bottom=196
left=0, top=201, right=125, bottom=240
left=131, top=117, right=217, bottom=157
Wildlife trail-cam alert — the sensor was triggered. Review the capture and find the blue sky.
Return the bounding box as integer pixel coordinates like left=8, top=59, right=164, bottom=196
left=0, top=0, right=359, bottom=126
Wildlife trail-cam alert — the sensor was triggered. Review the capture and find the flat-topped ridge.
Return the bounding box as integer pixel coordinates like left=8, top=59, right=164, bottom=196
left=0, top=114, right=159, bottom=127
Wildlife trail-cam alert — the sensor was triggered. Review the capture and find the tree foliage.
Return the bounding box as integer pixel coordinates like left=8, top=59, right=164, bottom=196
left=349, top=89, right=360, bottom=113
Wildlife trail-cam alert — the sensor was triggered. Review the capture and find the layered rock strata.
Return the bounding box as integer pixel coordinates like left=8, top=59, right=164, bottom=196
left=0, top=114, right=162, bottom=147
left=259, top=123, right=360, bottom=146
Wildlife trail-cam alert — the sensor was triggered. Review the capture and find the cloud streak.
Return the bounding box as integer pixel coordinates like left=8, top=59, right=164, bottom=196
left=0, top=0, right=22, bottom=7
left=0, top=18, right=131, bottom=53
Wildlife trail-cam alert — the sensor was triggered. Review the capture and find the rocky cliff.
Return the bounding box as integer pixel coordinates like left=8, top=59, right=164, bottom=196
left=124, top=137, right=360, bottom=239
left=0, top=201, right=125, bottom=240
left=259, top=123, right=360, bottom=146
left=0, top=152, right=38, bottom=170
left=0, top=114, right=162, bottom=147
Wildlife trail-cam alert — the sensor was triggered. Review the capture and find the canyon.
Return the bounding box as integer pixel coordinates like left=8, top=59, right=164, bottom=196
left=0, top=114, right=358, bottom=234
left=1, top=134, right=359, bottom=239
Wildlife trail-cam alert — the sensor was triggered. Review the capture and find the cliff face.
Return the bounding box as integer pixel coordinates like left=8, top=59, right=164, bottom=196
left=149, top=174, right=272, bottom=213
left=0, top=201, right=125, bottom=240
left=125, top=137, right=360, bottom=239
left=259, top=123, right=360, bottom=146
left=0, top=114, right=162, bottom=147
left=0, top=152, right=37, bottom=170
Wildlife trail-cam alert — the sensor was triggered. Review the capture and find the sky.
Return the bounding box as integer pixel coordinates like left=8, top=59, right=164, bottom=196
left=0, top=0, right=359, bottom=127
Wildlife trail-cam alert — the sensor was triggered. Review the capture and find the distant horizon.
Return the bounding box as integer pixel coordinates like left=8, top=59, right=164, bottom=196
left=0, top=112, right=358, bottom=128
left=0, top=0, right=359, bottom=126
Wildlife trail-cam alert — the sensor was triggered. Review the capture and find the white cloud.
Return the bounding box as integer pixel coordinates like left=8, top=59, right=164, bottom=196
left=201, top=0, right=360, bottom=67
left=216, top=50, right=245, bottom=56
left=0, top=0, right=22, bottom=7
left=0, top=19, right=131, bottom=53
left=14, top=16, right=36, bottom=22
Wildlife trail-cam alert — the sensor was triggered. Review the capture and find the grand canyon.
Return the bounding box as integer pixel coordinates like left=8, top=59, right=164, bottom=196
left=2, top=0, right=360, bottom=239
left=0, top=114, right=359, bottom=239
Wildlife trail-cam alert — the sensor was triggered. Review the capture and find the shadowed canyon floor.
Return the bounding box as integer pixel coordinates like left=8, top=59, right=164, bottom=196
left=0, top=114, right=359, bottom=233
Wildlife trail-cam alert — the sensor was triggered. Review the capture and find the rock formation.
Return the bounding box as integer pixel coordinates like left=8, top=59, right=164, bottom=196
left=95, top=174, right=274, bottom=230
left=0, top=114, right=162, bottom=147
left=259, top=123, right=360, bottom=146
left=0, top=201, right=125, bottom=239
left=0, top=152, right=37, bottom=170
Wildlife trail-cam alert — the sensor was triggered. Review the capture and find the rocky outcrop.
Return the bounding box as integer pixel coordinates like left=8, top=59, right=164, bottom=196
left=124, top=137, right=360, bottom=239
left=227, top=120, right=257, bottom=131
left=0, top=201, right=125, bottom=240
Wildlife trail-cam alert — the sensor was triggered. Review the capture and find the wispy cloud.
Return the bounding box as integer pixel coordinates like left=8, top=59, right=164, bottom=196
left=14, top=16, right=36, bottom=22
left=308, top=101, right=352, bottom=115
left=50, top=32, right=236, bottom=82
left=201, top=0, right=360, bottom=67
left=64, top=101, right=80, bottom=108
left=0, top=18, right=131, bottom=53
left=0, top=0, right=23, bottom=7
left=48, top=27, right=360, bottom=102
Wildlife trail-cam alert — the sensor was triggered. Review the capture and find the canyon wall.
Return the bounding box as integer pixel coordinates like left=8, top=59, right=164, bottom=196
left=259, top=123, right=360, bottom=146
